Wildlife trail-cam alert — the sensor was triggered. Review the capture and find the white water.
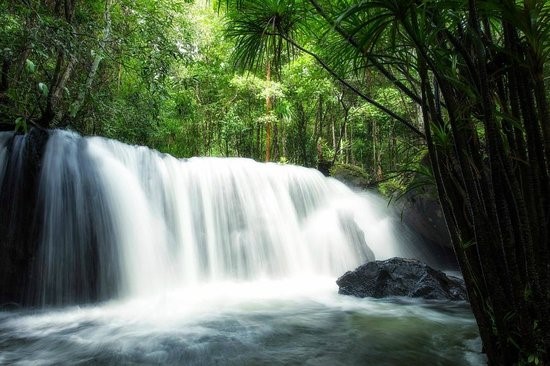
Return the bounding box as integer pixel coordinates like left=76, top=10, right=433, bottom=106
left=0, top=130, right=482, bottom=365
left=0, top=278, right=484, bottom=365
left=24, top=130, right=418, bottom=304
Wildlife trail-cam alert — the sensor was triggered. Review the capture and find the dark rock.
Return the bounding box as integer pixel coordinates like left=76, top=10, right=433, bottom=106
left=398, top=155, right=456, bottom=267
left=337, top=257, right=467, bottom=301
left=400, top=192, right=453, bottom=248
left=0, top=128, right=50, bottom=306
left=338, top=213, right=375, bottom=263
left=398, top=193, right=459, bottom=269
left=317, top=159, right=332, bottom=177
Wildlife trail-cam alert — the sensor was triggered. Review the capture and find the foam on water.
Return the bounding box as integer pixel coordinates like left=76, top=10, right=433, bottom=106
left=0, top=279, right=483, bottom=365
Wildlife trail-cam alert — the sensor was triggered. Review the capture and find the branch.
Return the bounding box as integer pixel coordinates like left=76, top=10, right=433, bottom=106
left=307, top=0, right=423, bottom=106
left=69, top=0, right=113, bottom=120
left=273, top=33, right=425, bottom=138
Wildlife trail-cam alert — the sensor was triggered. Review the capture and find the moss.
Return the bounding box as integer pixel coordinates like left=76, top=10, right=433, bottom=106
left=378, top=178, right=406, bottom=197
left=329, top=163, right=372, bottom=190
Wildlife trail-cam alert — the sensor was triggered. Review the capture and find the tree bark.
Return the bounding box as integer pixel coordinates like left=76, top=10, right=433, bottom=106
left=265, top=59, right=272, bottom=162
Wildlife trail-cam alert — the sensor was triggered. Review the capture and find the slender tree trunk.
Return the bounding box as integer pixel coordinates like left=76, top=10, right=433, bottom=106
left=273, top=118, right=279, bottom=161
left=372, top=120, right=382, bottom=179
left=333, top=97, right=350, bottom=166
left=256, top=122, right=261, bottom=159
left=331, top=115, right=336, bottom=154
left=344, top=117, right=349, bottom=164
left=298, top=103, right=308, bottom=165
left=317, top=94, right=323, bottom=137
left=39, top=52, right=76, bottom=128
left=265, top=60, right=272, bottom=162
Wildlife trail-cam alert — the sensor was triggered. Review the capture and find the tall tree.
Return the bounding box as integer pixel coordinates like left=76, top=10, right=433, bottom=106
left=225, top=0, right=300, bottom=161
left=0, top=0, right=193, bottom=137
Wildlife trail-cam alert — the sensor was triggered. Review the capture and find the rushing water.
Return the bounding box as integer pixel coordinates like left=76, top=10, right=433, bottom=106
left=0, top=130, right=484, bottom=365
left=0, top=279, right=483, bottom=365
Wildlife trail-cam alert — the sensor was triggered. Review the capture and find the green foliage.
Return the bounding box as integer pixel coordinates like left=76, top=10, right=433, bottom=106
left=1, top=0, right=423, bottom=175
left=330, top=163, right=372, bottom=189
left=378, top=178, right=405, bottom=197
left=224, top=0, right=302, bottom=76
left=5, top=1, right=549, bottom=363
left=0, top=0, right=193, bottom=136
left=14, top=117, right=27, bottom=133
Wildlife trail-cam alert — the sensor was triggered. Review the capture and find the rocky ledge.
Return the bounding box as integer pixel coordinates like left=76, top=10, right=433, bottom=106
left=337, top=257, right=467, bottom=301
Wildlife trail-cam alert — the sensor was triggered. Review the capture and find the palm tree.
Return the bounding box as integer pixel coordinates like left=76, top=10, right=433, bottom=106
left=225, top=0, right=301, bottom=161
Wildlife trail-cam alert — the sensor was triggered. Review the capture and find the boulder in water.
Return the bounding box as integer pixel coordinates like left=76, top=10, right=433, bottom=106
left=336, top=257, right=467, bottom=301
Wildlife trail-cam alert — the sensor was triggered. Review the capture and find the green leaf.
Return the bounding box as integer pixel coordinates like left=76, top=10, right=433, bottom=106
left=38, top=82, right=49, bottom=97
left=14, top=117, right=28, bottom=133
left=69, top=102, right=79, bottom=118
left=25, top=59, right=36, bottom=74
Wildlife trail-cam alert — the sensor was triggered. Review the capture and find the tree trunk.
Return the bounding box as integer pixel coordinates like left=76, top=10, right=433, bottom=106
left=265, top=60, right=272, bottom=162
left=39, top=52, right=76, bottom=128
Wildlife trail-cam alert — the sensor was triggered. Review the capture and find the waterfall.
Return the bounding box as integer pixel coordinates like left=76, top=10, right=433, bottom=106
left=0, top=130, right=412, bottom=307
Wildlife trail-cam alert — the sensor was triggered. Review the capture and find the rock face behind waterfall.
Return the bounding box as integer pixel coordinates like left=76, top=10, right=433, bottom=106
left=337, top=258, right=467, bottom=301
left=0, top=128, right=49, bottom=307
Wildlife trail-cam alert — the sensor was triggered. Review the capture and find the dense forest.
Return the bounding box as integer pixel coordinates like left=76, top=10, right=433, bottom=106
left=0, top=0, right=423, bottom=193
left=1, top=0, right=549, bottom=365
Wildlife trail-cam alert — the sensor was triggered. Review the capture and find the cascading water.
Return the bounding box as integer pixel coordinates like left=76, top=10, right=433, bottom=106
left=1, top=129, right=407, bottom=305
left=0, top=130, right=483, bottom=365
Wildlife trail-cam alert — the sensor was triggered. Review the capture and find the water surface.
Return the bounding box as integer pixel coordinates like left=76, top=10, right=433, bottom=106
left=0, top=279, right=483, bottom=365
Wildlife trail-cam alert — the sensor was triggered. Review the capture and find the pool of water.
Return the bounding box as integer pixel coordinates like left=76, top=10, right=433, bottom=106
left=0, top=279, right=484, bottom=365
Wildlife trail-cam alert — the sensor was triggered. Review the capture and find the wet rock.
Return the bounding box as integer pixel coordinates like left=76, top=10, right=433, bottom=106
left=338, top=213, right=375, bottom=263
left=0, top=128, right=50, bottom=306
left=337, top=257, right=467, bottom=301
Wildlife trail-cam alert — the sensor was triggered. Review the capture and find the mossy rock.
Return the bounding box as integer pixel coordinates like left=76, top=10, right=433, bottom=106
left=330, top=164, right=372, bottom=190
